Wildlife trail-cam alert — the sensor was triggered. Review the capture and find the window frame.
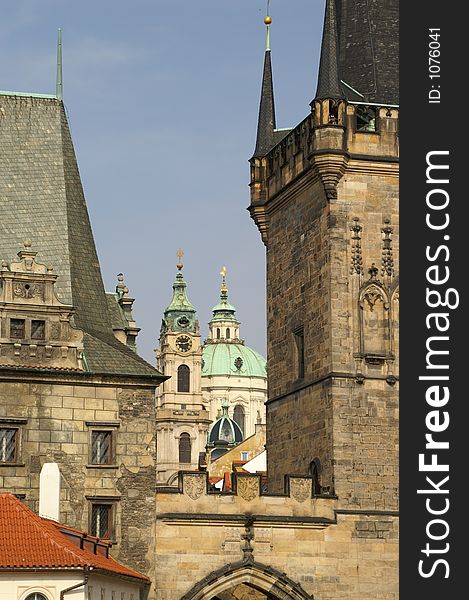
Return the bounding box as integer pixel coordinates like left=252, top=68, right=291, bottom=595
left=86, top=421, right=120, bottom=469
left=178, top=432, right=192, bottom=464
left=233, top=405, right=245, bottom=435
left=89, top=502, right=114, bottom=540
left=90, top=430, right=113, bottom=466
left=0, top=419, right=26, bottom=465
left=31, top=319, right=46, bottom=340
left=9, top=317, right=26, bottom=339
left=293, top=327, right=305, bottom=380
left=177, top=364, right=190, bottom=393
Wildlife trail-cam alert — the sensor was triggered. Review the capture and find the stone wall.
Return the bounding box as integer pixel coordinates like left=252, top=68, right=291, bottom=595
left=0, top=373, right=157, bottom=579
left=251, top=107, right=399, bottom=507
left=154, top=472, right=398, bottom=600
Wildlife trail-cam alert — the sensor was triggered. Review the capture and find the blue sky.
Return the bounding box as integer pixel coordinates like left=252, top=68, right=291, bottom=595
left=1, top=0, right=325, bottom=363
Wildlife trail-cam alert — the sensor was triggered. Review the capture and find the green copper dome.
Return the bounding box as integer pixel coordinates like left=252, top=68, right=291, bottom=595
left=202, top=343, right=266, bottom=378
left=207, top=401, right=244, bottom=446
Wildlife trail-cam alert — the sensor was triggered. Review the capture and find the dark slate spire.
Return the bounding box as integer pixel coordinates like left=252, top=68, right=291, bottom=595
left=253, top=16, right=276, bottom=158
left=314, top=0, right=344, bottom=101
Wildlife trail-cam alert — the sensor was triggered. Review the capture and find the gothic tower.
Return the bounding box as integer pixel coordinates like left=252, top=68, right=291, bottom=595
left=155, top=254, right=211, bottom=485
left=249, top=0, right=399, bottom=508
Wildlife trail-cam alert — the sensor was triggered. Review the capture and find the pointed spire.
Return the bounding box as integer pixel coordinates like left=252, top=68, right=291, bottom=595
left=162, top=250, right=197, bottom=335
left=220, top=265, right=228, bottom=301
left=56, top=28, right=63, bottom=100
left=253, top=13, right=276, bottom=158
left=314, top=0, right=344, bottom=101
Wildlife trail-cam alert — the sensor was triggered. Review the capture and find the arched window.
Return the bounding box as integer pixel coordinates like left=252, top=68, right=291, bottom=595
left=25, top=594, right=48, bottom=600
left=216, top=328, right=221, bottom=339
left=309, top=458, right=322, bottom=495
left=179, top=433, right=191, bottom=464
left=226, top=328, right=230, bottom=339
left=233, top=405, right=245, bottom=435
left=177, top=364, right=190, bottom=393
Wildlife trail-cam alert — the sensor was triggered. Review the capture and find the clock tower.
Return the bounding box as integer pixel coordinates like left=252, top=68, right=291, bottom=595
left=155, top=251, right=211, bottom=485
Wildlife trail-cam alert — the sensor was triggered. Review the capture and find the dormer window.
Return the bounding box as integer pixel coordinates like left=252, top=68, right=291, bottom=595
left=31, top=319, right=45, bottom=340
left=356, top=106, right=377, bottom=132
left=10, top=319, right=25, bottom=339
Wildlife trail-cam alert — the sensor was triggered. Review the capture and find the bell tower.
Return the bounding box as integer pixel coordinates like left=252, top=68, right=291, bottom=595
left=249, top=0, right=399, bottom=508
left=155, top=251, right=211, bottom=485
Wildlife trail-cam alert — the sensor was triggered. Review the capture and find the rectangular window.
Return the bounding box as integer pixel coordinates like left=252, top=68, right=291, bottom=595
left=91, top=431, right=112, bottom=465
left=0, top=428, right=18, bottom=463
left=241, top=451, right=250, bottom=461
left=10, top=318, right=25, bottom=339
left=294, top=328, right=305, bottom=380
left=31, top=319, right=46, bottom=340
left=91, top=503, right=112, bottom=539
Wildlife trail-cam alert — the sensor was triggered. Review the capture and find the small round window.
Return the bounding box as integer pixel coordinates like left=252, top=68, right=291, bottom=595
left=25, top=594, right=49, bottom=600
left=177, top=316, right=190, bottom=328
left=234, top=357, right=243, bottom=370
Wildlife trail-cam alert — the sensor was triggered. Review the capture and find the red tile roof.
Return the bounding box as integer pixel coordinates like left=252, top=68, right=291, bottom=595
left=0, top=494, right=149, bottom=582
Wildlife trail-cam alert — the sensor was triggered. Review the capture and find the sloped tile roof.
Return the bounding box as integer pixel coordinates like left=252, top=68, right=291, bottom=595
left=0, top=493, right=149, bottom=582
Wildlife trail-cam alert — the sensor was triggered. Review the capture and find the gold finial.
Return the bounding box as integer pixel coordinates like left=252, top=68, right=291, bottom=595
left=264, top=1, right=272, bottom=50
left=176, top=249, right=184, bottom=271
left=220, top=266, right=228, bottom=294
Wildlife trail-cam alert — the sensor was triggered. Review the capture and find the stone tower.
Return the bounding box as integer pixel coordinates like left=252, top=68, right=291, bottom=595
left=155, top=255, right=211, bottom=484
left=249, top=0, right=399, bottom=506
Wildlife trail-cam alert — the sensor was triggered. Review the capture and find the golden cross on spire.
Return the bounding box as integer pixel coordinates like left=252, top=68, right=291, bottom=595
left=176, top=249, right=184, bottom=270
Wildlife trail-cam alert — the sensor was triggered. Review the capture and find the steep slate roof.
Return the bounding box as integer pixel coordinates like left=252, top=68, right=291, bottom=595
left=334, top=0, right=399, bottom=104
left=0, top=493, right=149, bottom=582
left=0, top=94, right=162, bottom=378
left=253, top=48, right=277, bottom=158
left=315, top=0, right=345, bottom=101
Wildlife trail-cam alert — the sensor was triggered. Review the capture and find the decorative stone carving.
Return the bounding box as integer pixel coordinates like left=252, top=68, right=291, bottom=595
left=350, top=218, right=364, bottom=275
left=362, top=284, right=386, bottom=311
left=290, top=478, right=311, bottom=503
left=184, top=474, right=205, bottom=500
left=237, top=477, right=259, bottom=502
left=381, top=220, right=394, bottom=277
left=13, top=282, right=44, bottom=300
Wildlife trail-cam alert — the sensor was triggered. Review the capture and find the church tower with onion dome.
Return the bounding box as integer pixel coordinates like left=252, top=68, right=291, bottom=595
left=155, top=251, right=211, bottom=486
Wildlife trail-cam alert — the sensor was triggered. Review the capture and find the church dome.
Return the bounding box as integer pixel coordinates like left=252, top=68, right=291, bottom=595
left=202, top=343, right=266, bottom=378
left=207, top=402, right=244, bottom=446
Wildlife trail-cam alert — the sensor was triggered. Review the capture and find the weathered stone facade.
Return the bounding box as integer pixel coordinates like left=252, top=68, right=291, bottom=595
left=250, top=105, right=399, bottom=508
left=154, top=472, right=398, bottom=599
left=0, top=373, right=157, bottom=579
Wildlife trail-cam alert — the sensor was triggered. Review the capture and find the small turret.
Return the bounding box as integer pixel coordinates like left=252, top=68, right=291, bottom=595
left=311, top=0, right=346, bottom=127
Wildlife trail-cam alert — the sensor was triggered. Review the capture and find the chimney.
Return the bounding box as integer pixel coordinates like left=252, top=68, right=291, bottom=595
left=39, top=462, right=61, bottom=521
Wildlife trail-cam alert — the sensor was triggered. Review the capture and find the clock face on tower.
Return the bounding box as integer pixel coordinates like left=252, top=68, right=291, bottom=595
left=175, top=335, right=192, bottom=353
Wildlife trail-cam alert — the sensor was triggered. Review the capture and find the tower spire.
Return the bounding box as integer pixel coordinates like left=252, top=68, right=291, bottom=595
left=252, top=11, right=276, bottom=158
left=219, top=265, right=228, bottom=300
left=56, top=28, right=63, bottom=100
left=314, top=0, right=344, bottom=101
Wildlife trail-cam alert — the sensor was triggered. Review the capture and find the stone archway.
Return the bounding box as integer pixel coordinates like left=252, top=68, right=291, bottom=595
left=181, top=560, right=313, bottom=600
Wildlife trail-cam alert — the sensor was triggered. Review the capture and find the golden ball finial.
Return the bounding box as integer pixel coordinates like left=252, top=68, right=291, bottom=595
left=264, top=15, right=272, bottom=25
